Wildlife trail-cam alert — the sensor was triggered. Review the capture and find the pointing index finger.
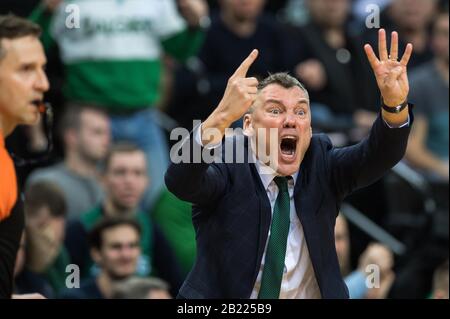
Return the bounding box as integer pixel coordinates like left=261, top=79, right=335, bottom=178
left=232, top=49, right=259, bottom=78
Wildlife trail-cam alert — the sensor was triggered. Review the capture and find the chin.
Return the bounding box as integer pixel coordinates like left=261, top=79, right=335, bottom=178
left=22, top=112, right=41, bottom=125
left=276, top=161, right=300, bottom=176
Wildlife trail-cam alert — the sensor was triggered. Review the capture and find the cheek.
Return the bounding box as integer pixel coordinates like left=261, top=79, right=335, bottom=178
left=105, top=251, right=120, bottom=262
left=108, top=179, right=124, bottom=193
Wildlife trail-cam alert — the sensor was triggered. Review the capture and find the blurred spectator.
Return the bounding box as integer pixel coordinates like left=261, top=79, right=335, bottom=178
left=432, top=259, right=449, bottom=299
left=285, top=0, right=379, bottom=139
left=30, top=0, right=209, bottom=212
left=27, top=104, right=110, bottom=220
left=168, top=0, right=290, bottom=129
left=13, top=231, right=54, bottom=298
left=60, top=217, right=143, bottom=299
left=406, top=7, right=449, bottom=181
left=335, top=214, right=395, bottom=299
left=335, top=214, right=352, bottom=277
left=111, top=276, right=171, bottom=299
left=24, top=181, right=69, bottom=295
left=65, top=143, right=183, bottom=296
left=362, top=0, right=438, bottom=69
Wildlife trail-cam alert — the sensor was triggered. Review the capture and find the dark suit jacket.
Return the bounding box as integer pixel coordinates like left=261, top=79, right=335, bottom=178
left=165, top=111, right=412, bottom=299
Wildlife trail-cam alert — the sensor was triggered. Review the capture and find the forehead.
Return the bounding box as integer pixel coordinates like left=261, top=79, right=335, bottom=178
left=109, top=151, right=146, bottom=168
left=0, top=36, right=46, bottom=67
left=259, top=84, right=309, bottom=104
left=80, top=109, right=109, bottom=127
left=103, top=225, right=139, bottom=242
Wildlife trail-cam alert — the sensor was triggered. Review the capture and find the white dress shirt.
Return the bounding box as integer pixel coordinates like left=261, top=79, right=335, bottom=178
left=195, top=125, right=322, bottom=299
left=249, top=159, right=321, bottom=299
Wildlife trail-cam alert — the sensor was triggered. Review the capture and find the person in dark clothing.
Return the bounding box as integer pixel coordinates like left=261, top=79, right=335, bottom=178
left=0, top=14, right=49, bottom=299
left=165, top=27, right=413, bottom=298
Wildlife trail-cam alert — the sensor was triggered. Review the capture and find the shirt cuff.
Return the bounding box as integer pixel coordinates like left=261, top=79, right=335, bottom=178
left=194, top=123, right=222, bottom=149
left=344, top=270, right=368, bottom=299
left=383, top=115, right=410, bottom=128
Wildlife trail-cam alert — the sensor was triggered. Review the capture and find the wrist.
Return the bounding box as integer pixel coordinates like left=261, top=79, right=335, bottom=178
left=381, top=97, right=407, bottom=109
left=202, top=111, right=230, bottom=145
left=381, top=98, right=408, bottom=114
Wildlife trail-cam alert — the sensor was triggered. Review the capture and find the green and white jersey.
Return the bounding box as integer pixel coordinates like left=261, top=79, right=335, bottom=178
left=51, top=0, right=185, bottom=63
left=31, top=0, right=204, bottom=110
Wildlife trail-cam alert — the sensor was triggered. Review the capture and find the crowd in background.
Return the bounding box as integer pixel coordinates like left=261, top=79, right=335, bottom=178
left=1, top=0, right=448, bottom=299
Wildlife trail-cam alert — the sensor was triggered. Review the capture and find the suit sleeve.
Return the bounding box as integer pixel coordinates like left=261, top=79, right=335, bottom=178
left=165, top=124, right=228, bottom=206
left=152, top=224, right=183, bottom=297
left=329, top=109, right=413, bottom=200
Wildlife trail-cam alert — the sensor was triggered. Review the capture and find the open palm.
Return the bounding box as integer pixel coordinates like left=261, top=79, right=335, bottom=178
left=364, top=29, right=413, bottom=107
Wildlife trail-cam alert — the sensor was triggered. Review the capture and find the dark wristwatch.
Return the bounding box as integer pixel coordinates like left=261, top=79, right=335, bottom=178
left=381, top=99, right=409, bottom=114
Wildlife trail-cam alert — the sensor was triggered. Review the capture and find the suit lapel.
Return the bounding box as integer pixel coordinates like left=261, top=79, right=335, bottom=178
left=293, top=157, right=324, bottom=294
left=248, top=162, right=272, bottom=288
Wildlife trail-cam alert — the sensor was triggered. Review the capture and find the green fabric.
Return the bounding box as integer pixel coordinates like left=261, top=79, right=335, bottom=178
left=44, top=247, right=71, bottom=295
left=161, top=28, right=205, bottom=62
left=28, top=4, right=56, bottom=51
left=258, top=177, right=291, bottom=299
left=152, top=189, right=196, bottom=276
left=80, top=206, right=154, bottom=277
left=64, top=60, right=162, bottom=109
left=28, top=3, right=205, bottom=111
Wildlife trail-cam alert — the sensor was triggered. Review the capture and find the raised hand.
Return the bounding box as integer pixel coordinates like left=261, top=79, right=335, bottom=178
left=178, top=0, right=209, bottom=28
left=201, top=49, right=259, bottom=145
left=364, top=29, right=413, bottom=107
left=217, top=49, right=259, bottom=123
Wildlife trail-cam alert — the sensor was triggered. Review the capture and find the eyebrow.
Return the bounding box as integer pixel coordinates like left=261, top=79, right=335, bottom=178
left=264, top=98, right=309, bottom=107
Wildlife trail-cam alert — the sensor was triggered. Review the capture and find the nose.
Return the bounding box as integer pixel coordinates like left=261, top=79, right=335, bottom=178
left=283, top=113, right=296, bottom=128
left=35, top=69, right=50, bottom=92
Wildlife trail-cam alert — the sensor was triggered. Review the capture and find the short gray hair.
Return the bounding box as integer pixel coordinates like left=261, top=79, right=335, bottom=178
left=248, top=72, right=309, bottom=113
left=258, top=72, right=308, bottom=96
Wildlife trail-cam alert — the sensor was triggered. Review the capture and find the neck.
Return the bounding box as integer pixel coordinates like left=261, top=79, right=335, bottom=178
left=103, top=198, right=136, bottom=218
left=96, top=272, right=114, bottom=299
left=435, top=58, right=449, bottom=85
left=0, top=116, right=16, bottom=138
left=221, top=12, right=257, bottom=37
left=64, top=150, right=98, bottom=177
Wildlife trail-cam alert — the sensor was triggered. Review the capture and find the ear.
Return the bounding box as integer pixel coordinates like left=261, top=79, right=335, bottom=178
left=310, top=127, right=312, bottom=137
left=64, top=128, right=78, bottom=148
left=243, top=113, right=254, bottom=136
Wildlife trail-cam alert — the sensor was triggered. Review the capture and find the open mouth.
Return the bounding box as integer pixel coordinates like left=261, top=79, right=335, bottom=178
left=30, top=99, right=44, bottom=110
left=280, top=136, right=297, bottom=158
left=31, top=99, right=42, bottom=106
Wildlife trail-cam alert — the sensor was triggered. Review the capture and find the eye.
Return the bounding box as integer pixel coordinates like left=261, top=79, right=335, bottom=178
left=269, top=108, right=281, bottom=115
left=296, top=109, right=306, bottom=116
left=20, top=64, right=34, bottom=72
